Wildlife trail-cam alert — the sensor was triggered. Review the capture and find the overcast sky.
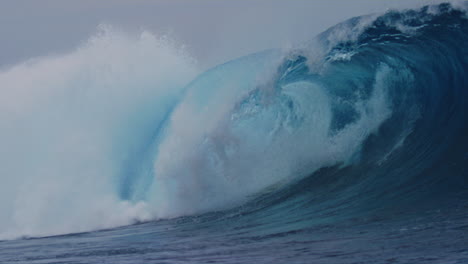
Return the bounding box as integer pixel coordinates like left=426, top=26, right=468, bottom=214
left=0, top=0, right=455, bottom=69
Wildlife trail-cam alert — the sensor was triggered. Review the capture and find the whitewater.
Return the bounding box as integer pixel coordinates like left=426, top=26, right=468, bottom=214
left=0, top=2, right=467, bottom=263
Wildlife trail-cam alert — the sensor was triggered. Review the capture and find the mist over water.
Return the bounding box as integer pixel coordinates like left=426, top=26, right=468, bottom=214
left=0, top=27, right=197, bottom=238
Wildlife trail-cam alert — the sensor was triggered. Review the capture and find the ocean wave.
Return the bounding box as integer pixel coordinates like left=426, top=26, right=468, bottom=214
left=0, top=3, right=467, bottom=240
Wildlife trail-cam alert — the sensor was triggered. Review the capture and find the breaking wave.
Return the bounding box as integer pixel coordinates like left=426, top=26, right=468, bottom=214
left=0, top=3, right=467, bottom=240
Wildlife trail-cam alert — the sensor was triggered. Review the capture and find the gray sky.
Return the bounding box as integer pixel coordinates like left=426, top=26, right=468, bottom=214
left=0, top=0, right=452, bottom=69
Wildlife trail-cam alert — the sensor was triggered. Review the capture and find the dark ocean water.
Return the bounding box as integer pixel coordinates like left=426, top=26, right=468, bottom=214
left=1, top=3, right=468, bottom=264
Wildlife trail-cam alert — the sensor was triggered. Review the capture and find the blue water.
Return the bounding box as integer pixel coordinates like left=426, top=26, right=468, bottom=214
left=1, top=3, right=468, bottom=263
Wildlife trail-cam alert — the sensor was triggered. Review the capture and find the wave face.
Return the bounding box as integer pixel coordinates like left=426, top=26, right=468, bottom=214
left=0, top=5, right=467, bottom=257
left=143, top=2, right=468, bottom=221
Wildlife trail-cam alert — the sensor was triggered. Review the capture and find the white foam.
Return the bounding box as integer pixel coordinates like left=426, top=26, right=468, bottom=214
left=0, top=25, right=197, bottom=239
left=0, top=23, right=401, bottom=240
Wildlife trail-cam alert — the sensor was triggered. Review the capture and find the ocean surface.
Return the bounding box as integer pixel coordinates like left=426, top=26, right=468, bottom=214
left=0, top=3, right=467, bottom=263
